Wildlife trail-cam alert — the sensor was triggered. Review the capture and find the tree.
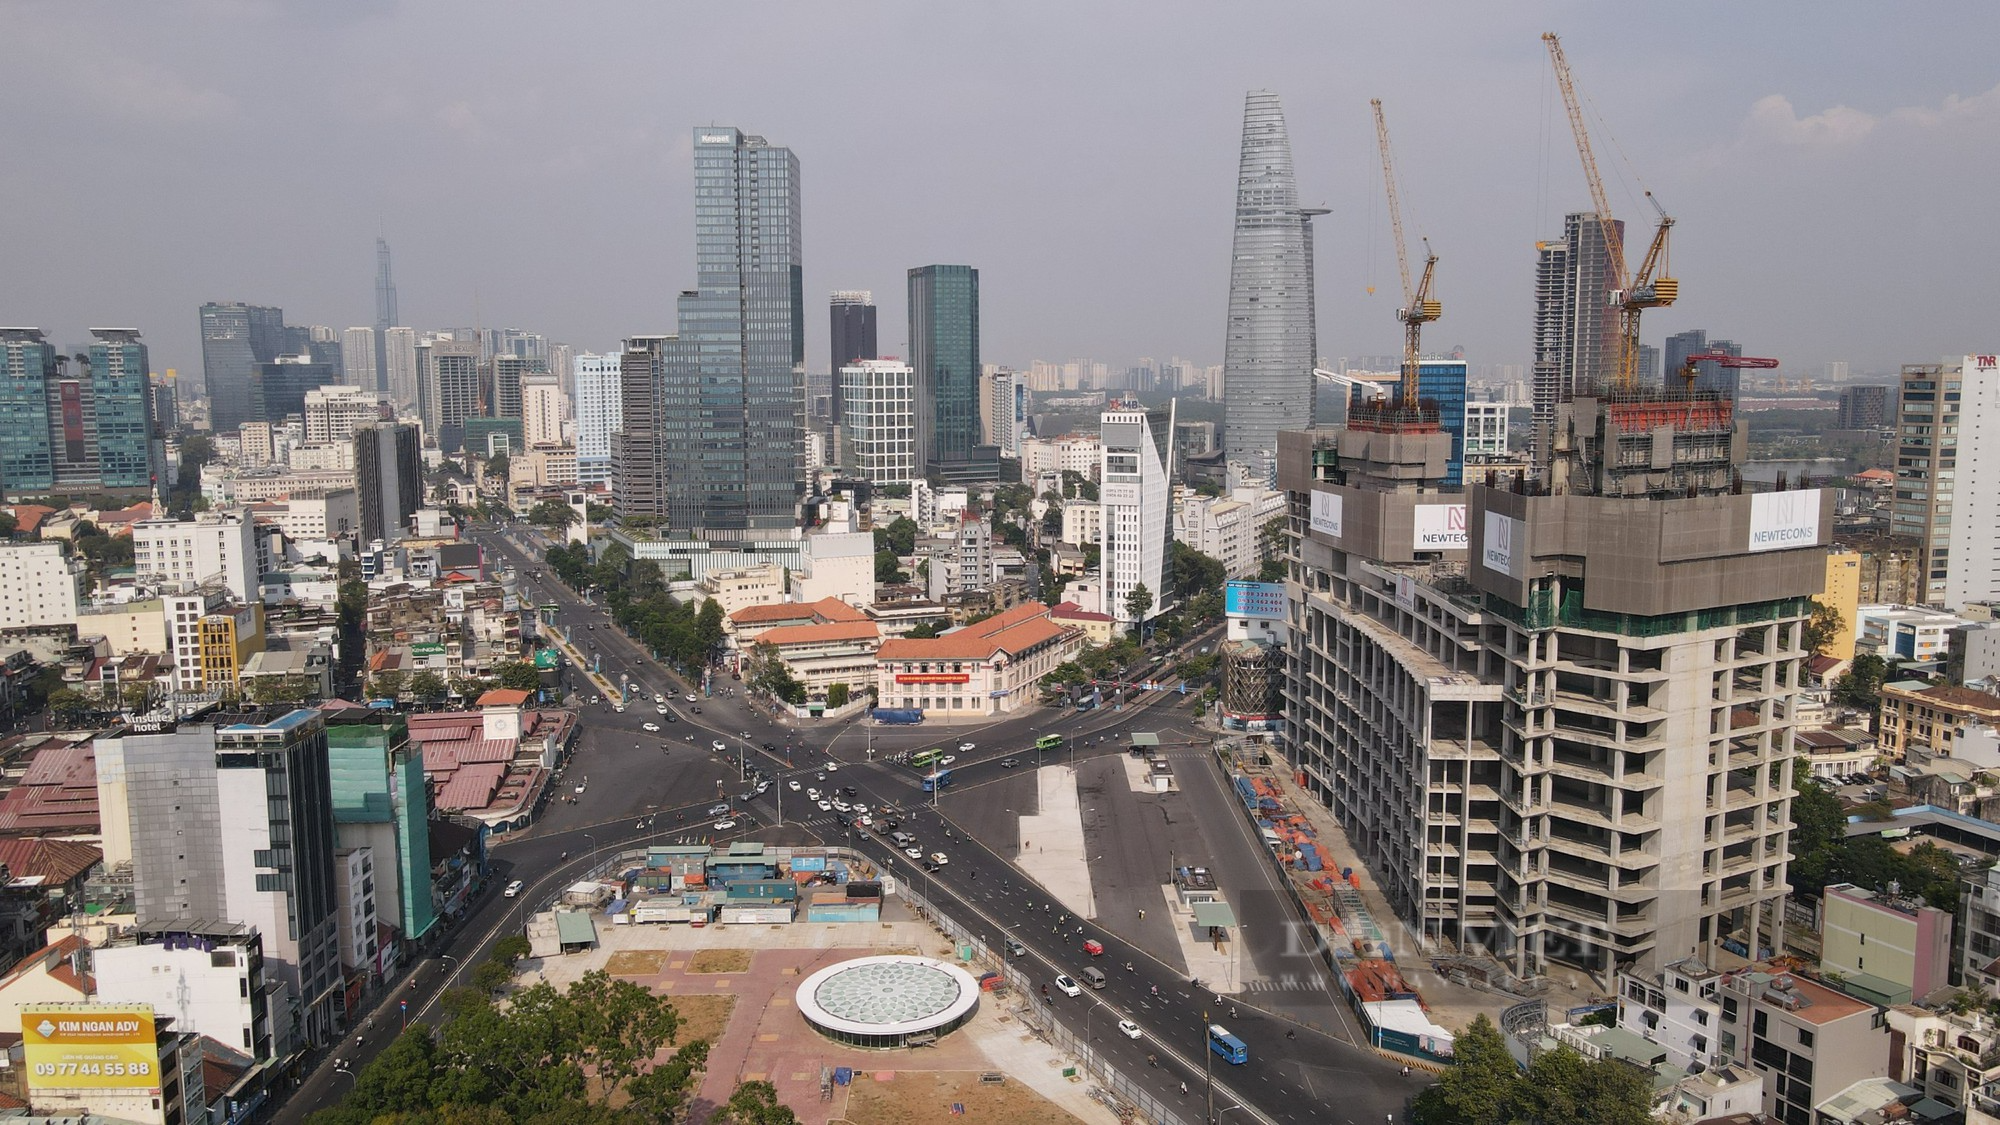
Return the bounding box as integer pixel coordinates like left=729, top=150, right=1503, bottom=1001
left=1169, top=542, right=1226, bottom=603
left=527, top=500, right=578, bottom=533
left=119, top=681, right=152, bottom=714
left=1046, top=661, right=1087, bottom=688
left=1510, top=1044, right=1653, bottom=1125
left=492, top=662, right=543, bottom=694
left=484, top=451, right=510, bottom=482
left=1802, top=600, right=1846, bottom=656
left=695, top=599, right=726, bottom=656
left=47, top=687, right=93, bottom=727
left=716, top=1080, right=799, bottom=1125
left=248, top=675, right=320, bottom=705
left=1410, top=1014, right=1519, bottom=1125
left=1832, top=653, right=1888, bottom=710
left=874, top=550, right=907, bottom=584
left=1124, top=582, right=1154, bottom=625
left=743, top=644, right=806, bottom=706
left=873, top=516, right=917, bottom=557
left=178, top=433, right=218, bottom=477
left=410, top=670, right=449, bottom=702
left=470, top=959, right=513, bottom=995
left=450, top=675, right=490, bottom=701
left=826, top=682, right=850, bottom=709
left=493, top=933, right=532, bottom=964
left=905, top=621, right=943, bottom=640
left=371, top=670, right=408, bottom=701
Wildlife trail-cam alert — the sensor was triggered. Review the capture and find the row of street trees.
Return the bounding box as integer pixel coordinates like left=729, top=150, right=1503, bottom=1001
left=544, top=542, right=726, bottom=677
left=367, top=660, right=544, bottom=707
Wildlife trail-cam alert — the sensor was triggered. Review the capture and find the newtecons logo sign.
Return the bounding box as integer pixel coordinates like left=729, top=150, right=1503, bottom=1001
left=22, top=1005, right=160, bottom=1094
left=1748, top=489, right=1823, bottom=553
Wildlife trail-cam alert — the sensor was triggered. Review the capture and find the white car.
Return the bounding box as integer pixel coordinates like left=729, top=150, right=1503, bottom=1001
left=930, top=852, right=949, bottom=866
left=1054, top=975, right=1082, bottom=997
left=940, top=755, right=957, bottom=766
left=807, top=788, right=821, bottom=800
left=818, top=800, right=833, bottom=811
left=856, top=815, right=872, bottom=827
left=789, top=780, right=802, bottom=791
left=573, top=784, right=587, bottom=794
left=1117, top=1019, right=1142, bottom=1040
left=642, top=722, right=660, bottom=733
left=713, top=819, right=737, bottom=830
left=958, top=741, right=976, bottom=752
left=904, top=846, right=924, bottom=860
left=504, top=879, right=524, bottom=898
left=656, top=705, right=669, bottom=714
left=712, top=741, right=728, bottom=753
left=685, top=694, right=699, bottom=703
left=654, top=693, right=665, bottom=703
left=824, top=762, right=839, bottom=772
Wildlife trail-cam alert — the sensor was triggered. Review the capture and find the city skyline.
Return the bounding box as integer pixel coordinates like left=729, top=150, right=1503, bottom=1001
left=4, top=5, right=1996, bottom=384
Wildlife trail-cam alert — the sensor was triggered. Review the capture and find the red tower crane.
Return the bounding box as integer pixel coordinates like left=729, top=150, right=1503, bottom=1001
left=1677, top=352, right=1779, bottom=390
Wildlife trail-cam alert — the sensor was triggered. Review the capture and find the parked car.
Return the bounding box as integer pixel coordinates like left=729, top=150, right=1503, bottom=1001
left=707, top=803, right=731, bottom=816
left=712, top=819, right=737, bottom=830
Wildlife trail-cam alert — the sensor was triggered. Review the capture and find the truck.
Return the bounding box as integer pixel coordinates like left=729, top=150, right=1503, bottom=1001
left=872, top=708, right=924, bottom=725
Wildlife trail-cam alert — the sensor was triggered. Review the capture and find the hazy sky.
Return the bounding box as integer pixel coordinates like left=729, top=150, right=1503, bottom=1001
left=5, top=1, right=1996, bottom=383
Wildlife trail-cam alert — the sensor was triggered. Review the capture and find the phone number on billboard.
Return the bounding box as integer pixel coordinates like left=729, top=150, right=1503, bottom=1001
left=34, top=1061, right=153, bottom=1077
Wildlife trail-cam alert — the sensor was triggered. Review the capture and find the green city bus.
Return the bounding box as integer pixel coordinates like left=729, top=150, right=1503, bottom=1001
left=1035, top=734, right=1063, bottom=752
left=909, top=747, right=946, bottom=769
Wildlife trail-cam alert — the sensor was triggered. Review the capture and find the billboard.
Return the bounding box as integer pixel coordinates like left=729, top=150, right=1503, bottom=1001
left=1309, top=490, right=1343, bottom=538
left=1225, top=581, right=1286, bottom=621
left=22, top=1005, right=159, bottom=1094
left=1748, top=489, right=1822, bottom=553
left=1412, top=504, right=1468, bottom=550
left=1481, top=511, right=1523, bottom=577
left=532, top=648, right=560, bottom=670
left=895, top=673, right=970, bottom=685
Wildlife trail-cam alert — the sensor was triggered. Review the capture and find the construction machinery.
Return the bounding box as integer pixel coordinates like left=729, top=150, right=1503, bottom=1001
left=1370, top=98, right=1441, bottom=417
left=1542, top=32, right=1678, bottom=392
left=1676, top=352, right=1780, bottom=391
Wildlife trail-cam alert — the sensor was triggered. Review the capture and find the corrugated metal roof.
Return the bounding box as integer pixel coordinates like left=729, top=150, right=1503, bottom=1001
left=554, top=911, right=597, bottom=945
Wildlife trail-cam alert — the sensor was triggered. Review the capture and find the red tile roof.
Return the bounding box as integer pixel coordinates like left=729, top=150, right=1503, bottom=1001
left=0, top=739, right=100, bottom=835
left=435, top=762, right=508, bottom=811
left=877, top=603, right=1075, bottom=662
left=4, top=505, right=55, bottom=534
left=754, top=621, right=880, bottom=647
left=1051, top=601, right=1113, bottom=622
left=0, top=837, right=101, bottom=885
left=731, top=597, right=868, bottom=626
left=477, top=688, right=532, bottom=707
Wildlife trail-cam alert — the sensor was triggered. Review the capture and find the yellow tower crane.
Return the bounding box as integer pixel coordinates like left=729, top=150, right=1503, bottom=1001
left=1541, top=32, right=1678, bottom=393
left=1370, top=98, right=1441, bottom=416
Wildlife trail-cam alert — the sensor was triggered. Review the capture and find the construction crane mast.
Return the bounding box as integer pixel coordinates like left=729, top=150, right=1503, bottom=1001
left=1371, top=98, right=1440, bottom=414
left=1542, top=32, right=1678, bottom=393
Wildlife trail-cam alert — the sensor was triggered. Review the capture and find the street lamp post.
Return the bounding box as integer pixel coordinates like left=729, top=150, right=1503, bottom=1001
left=1084, top=1001, right=1100, bottom=1073
left=738, top=731, right=750, bottom=782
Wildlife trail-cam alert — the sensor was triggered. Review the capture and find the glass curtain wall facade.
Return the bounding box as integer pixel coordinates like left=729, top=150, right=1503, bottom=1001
left=909, top=264, right=996, bottom=483
left=1415, top=359, right=1469, bottom=487
left=201, top=302, right=286, bottom=434
left=87, top=328, right=156, bottom=490
left=643, top=127, right=803, bottom=536
left=1222, top=91, right=1321, bottom=482
left=0, top=329, right=57, bottom=496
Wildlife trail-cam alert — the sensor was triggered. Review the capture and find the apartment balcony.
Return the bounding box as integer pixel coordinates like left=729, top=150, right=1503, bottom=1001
left=1547, top=795, right=1658, bottom=834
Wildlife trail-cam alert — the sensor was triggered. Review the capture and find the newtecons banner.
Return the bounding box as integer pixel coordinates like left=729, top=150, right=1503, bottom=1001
left=22, top=1005, right=160, bottom=1094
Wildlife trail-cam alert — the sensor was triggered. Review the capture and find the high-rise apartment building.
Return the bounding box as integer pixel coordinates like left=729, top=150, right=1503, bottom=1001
left=984, top=367, right=1025, bottom=458
left=613, top=336, right=671, bottom=518
left=355, top=422, right=422, bottom=544
left=200, top=302, right=287, bottom=434
left=839, top=359, right=916, bottom=485
left=419, top=338, right=481, bottom=452
left=382, top=326, right=418, bottom=413
left=304, top=385, right=386, bottom=444
left=326, top=715, right=436, bottom=943
left=1529, top=213, right=1622, bottom=455
left=573, top=351, right=622, bottom=488
left=0, top=327, right=158, bottom=500
left=1943, top=355, right=2000, bottom=612
left=488, top=354, right=535, bottom=419
left=1222, top=91, right=1323, bottom=481
left=0, top=542, right=83, bottom=628
left=1100, top=405, right=1175, bottom=631
left=1895, top=359, right=1961, bottom=608
left=612, top=127, right=802, bottom=536
left=1838, top=384, right=1891, bottom=430
left=341, top=326, right=377, bottom=390
left=520, top=374, right=564, bottom=448
left=96, top=709, right=343, bottom=1050
left=1279, top=370, right=1820, bottom=979
left=830, top=290, right=877, bottom=428
left=909, top=264, right=998, bottom=483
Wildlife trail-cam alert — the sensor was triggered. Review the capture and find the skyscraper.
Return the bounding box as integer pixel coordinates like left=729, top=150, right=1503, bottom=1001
left=200, top=302, right=286, bottom=433
left=613, top=335, right=670, bottom=518
left=342, top=326, right=378, bottom=390
left=1100, top=404, right=1175, bottom=630
left=383, top=326, right=418, bottom=413
left=521, top=374, right=564, bottom=447
left=250, top=355, right=338, bottom=426
left=355, top=421, right=422, bottom=543
left=617, top=127, right=802, bottom=536
left=573, top=351, right=622, bottom=488
left=488, top=353, right=534, bottom=419
left=909, top=264, right=997, bottom=483
left=829, top=290, right=877, bottom=427
left=1897, top=359, right=1962, bottom=608
left=839, top=359, right=916, bottom=484
left=1945, top=355, right=2000, bottom=612
left=1222, top=91, right=1323, bottom=481
left=419, top=338, right=481, bottom=452
left=1665, top=328, right=1745, bottom=398
left=1529, top=212, right=1622, bottom=457
left=374, top=237, right=397, bottom=396
left=0, top=328, right=157, bottom=500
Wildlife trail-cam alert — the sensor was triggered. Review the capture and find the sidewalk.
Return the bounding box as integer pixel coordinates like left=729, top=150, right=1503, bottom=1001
left=1015, top=765, right=1097, bottom=918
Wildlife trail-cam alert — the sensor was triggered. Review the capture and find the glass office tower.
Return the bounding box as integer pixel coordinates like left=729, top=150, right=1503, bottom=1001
left=909, top=264, right=997, bottom=483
